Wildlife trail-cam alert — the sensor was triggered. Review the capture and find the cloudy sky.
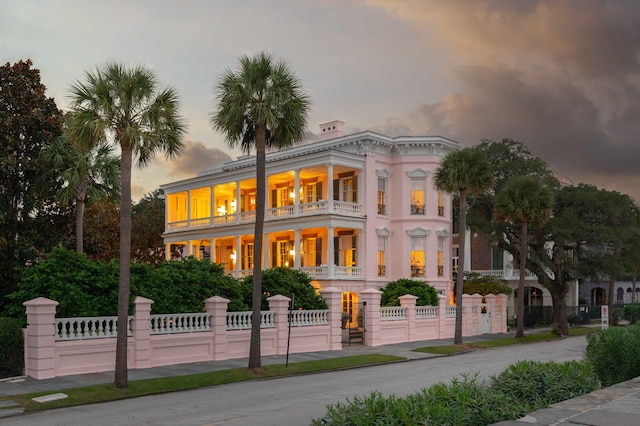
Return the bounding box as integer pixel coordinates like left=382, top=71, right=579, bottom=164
left=2, top=0, right=639, bottom=202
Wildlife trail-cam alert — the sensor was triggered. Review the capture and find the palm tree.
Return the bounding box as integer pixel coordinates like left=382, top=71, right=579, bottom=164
left=40, top=126, right=120, bottom=254
left=68, top=63, right=186, bottom=388
left=210, top=52, right=310, bottom=371
left=434, top=147, right=493, bottom=344
left=494, top=176, right=554, bottom=338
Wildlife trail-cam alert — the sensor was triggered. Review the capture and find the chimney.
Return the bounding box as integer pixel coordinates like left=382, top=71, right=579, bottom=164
left=318, top=120, right=345, bottom=141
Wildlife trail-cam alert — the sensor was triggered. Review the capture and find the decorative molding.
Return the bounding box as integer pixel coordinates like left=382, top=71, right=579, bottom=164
left=407, top=227, right=430, bottom=237
left=376, top=227, right=390, bottom=237
left=376, top=168, right=390, bottom=179
left=436, top=229, right=450, bottom=238
left=406, top=168, right=429, bottom=178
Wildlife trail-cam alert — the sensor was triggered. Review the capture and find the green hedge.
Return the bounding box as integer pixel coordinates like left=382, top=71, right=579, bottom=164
left=585, top=322, right=640, bottom=386
left=313, top=360, right=598, bottom=425
left=0, top=317, right=24, bottom=379
left=240, top=267, right=327, bottom=310
left=380, top=278, right=438, bottom=307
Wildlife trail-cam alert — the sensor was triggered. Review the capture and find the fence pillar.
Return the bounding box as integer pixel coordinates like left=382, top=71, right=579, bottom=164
left=399, top=294, right=418, bottom=342
left=205, top=296, right=230, bottom=361
left=437, top=294, right=449, bottom=339
left=320, top=287, right=343, bottom=350
left=359, top=288, right=382, bottom=346
left=462, top=294, right=483, bottom=336
left=23, top=297, right=58, bottom=379
left=268, top=295, right=291, bottom=355
left=132, top=296, right=153, bottom=369
left=486, top=293, right=508, bottom=333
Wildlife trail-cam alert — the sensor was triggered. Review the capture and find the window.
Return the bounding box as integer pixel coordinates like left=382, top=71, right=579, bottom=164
left=272, top=240, right=293, bottom=267
left=271, top=186, right=294, bottom=208
left=452, top=247, right=459, bottom=275
left=333, top=173, right=357, bottom=203
left=342, top=177, right=355, bottom=202
left=410, top=178, right=425, bottom=215
left=410, top=236, right=425, bottom=277
left=335, top=234, right=356, bottom=266
left=438, top=237, right=444, bottom=277
left=241, top=242, right=254, bottom=270
left=377, top=235, right=387, bottom=277
left=377, top=177, right=387, bottom=215
left=301, top=237, right=322, bottom=266
left=491, top=246, right=504, bottom=270
left=438, top=191, right=445, bottom=216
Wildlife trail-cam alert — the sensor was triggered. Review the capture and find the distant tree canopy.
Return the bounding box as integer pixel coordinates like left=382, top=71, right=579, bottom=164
left=380, top=279, right=439, bottom=306
left=0, top=59, right=68, bottom=309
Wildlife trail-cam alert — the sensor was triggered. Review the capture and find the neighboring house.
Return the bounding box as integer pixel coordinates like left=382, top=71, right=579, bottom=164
left=580, top=280, right=640, bottom=306
left=161, top=121, right=458, bottom=324
left=456, top=231, right=579, bottom=318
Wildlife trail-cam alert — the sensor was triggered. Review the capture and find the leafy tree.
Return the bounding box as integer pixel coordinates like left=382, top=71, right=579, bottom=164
left=434, top=147, right=493, bottom=344
left=380, top=278, right=438, bottom=307
left=0, top=59, right=66, bottom=308
left=494, top=176, right=553, bottom=338
left=40, top=128, right=120, bottom=254
left=210, top=52, right=310, bottom=371
left=240, top=267, right=327, bottom=310
left=132, top=189, right=166, bottom=266
left=68, top=63, right=187, bottom=388
left=463, top=273, right=512, bottom=296
left=83, top=198, right=120, bottom=262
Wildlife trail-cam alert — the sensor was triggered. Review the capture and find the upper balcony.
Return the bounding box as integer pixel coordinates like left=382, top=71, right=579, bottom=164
left=166, top=166, right=363, bottom=233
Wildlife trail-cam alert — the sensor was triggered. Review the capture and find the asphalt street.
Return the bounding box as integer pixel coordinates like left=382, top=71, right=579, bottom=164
left=1, top=336, right=588, bottom=426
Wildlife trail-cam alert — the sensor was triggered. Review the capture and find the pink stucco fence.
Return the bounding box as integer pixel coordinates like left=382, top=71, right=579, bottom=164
left=22, top=287, right=507, bottom=380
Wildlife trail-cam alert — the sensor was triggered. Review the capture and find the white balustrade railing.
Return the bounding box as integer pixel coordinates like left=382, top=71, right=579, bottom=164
left=288, top=310, right=329, bottom=326
left=150, top=313, right=211, bottom=335
left=416, top=305, right=438, bottom=319
left=445, top=306, right=457, bottom=318
left=213, top=214, right=236, bottom=224
left=239, top=211, right=256, bottom=221
left=167, top=220, right=188, bottom=231
left=226, top=311, right=275, bottom=330
left=333, top=200, right=362, bottom=216
left=299, top=265, right=328, bottom=278
left=190, top=217, right=211, bottom=228
left=381, top=306, right=406, bottom=321
left=299, top=200, right=328, bottom=214
left=334, top=265, right=362, bottom=278
left=268, top=205, right=294, bottom=218
left=55, top=316, right=130, bottom=341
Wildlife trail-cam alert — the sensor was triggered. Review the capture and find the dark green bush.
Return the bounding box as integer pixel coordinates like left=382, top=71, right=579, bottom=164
left=313, top=361, right=599, bottom=425
left=313, top=374, right=524, bottom=426
left=240, top=267, right=327, bottom=310
left=490, top=360, right=599, bottom=408
left=623, top=303, right=640, bottom=324
left=585, top=322, right=640, bottom=386
left=3, top=249, right=248, bottom=322
left=0, top=317, right=24, bottom=379
left=380, top=278, right=438, bottom=307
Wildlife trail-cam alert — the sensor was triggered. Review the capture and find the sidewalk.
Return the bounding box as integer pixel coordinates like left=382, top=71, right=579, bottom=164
left=1, top=330, right=639, bottom=425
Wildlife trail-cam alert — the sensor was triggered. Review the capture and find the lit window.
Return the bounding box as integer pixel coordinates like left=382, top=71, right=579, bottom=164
left=410, top=178, right=425, bottom=215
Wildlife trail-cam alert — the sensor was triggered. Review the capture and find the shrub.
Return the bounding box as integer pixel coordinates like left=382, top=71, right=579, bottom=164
left=3, top=249, right=249, bottom=321
left=313, top=361, right=599, bottom=425
left=240, top=267, right=327, bottom=310
left=463, top=273, right=512, bottom=296
left=380, top=278, right=438, bottom=307
left=490, top=360, right=599, bottom=408
left=585, top=322, right=640, bottom=386
left=0, top=317, right=24, bottom=379
left=313, top=374, right=524, bottom=425
left=623, top=303, right=640, bottom=324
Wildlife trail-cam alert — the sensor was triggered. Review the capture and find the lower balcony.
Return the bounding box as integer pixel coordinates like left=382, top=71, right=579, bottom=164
left=225, top=265, right=362, bottom=280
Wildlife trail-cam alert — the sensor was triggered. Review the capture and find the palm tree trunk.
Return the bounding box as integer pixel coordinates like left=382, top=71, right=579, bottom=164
left=115, top=143, right=133, bottom=389
left=76, top=198, right=85, bottom=254
left=516, top=218, right=528, bottom=338
left=248, top=125, right=266, bottom=372
left=454, top=189, right=467, bottom=344
left=608, top=275, right=615, bottom=325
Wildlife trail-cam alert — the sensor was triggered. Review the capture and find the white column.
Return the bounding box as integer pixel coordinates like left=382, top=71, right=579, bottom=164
left=235, top=235, right=241, bottom=277
left=210, top=238, right=216, bottom=263
left=327, top=164, right=334, bottom=213
left=294, top=229, right=301, bottom=269
left=263, top=232, right=270, bottom=268
left=165, top=243, right=171, bottom=260
left=235, top=181, right=240, bottom=223
left=209, top=186, right=214, bottom=226
left=328, top=227, right=334, bottom=278
left=294, top=169, right=300, bottom=215
left=186, top=190, right=192, bottom=228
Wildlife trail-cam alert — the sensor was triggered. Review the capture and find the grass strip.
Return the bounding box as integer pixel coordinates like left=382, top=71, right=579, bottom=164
left=414, top=327, right=597, bottom=353
left=1, top=354, right=404, bottom=413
